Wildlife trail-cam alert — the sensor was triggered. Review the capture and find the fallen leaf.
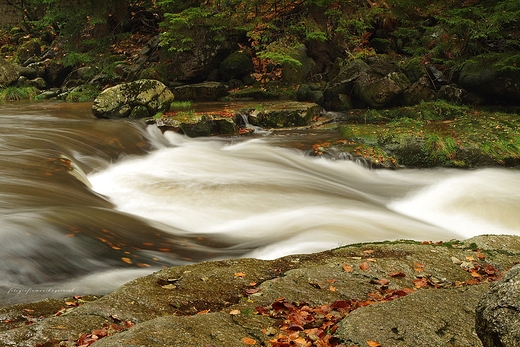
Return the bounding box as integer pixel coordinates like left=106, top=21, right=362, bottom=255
left=235, top=272, right=247, bottom=278
left=229, top=309, right=241, bottom=315
left=121, top=257, right=132, bottom=265
left=367, top=340, right=382, bottom=347
left=388, top=271, right=406, bottom=278
left=360, top=262, right=370, bottom=271
left=342, top=263, right=353, bottom=272
left=329, top=286, right=337, bottom=292
left=241, top=337, right=257, bottom=345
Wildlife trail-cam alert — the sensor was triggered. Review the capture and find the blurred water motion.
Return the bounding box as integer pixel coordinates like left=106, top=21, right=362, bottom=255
left=1, top=101, right=519, bottom=305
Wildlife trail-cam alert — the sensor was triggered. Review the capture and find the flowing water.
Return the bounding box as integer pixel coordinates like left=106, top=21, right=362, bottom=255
left=1, top=101, right=519, bottom=305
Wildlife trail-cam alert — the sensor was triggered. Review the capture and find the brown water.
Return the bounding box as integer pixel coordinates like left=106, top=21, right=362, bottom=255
left=1, top=101, right=519, bottom=305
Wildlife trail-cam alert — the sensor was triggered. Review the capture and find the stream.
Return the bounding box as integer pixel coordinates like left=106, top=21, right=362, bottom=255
left=1, top=100, right=519, bottom=305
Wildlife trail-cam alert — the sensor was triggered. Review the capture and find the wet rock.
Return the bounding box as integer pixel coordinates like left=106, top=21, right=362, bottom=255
left=476, top=264, right=520, bottom=347
left=92, top=79, right=174, bottom=119
left=0, top=57, right=20, bottom=88
left=173, top=81, right=228, bottom=101
left=158, top=113, right=237, bottom=137
left=246, top=101, right=322, bottom=128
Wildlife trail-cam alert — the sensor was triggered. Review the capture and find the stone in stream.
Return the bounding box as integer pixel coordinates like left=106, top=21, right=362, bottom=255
left=92, top=79, right=174, bottom=119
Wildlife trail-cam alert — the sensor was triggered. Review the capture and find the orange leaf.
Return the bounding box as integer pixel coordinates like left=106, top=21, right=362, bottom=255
left=241, top=337, right=257, bottom=345
left=235, top=272, right=247, bottom=278
left=367, top=340, right=382, bottom=347
left=360, top=262, right=370, bottom=271
left=329, top=286, right=337, bottom=292
left=121, top=257, right=132, bottom=264
left=342, top=263, right=353, bottom=272
left=388, top=271, right=406, bottom=278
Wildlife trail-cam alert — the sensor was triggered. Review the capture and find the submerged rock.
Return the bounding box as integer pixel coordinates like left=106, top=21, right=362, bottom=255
left=92, top=79, right=174, bottom=119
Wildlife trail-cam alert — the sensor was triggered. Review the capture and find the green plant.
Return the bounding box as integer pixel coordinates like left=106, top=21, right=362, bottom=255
left=65, top=85, right=100, bottom=102
left=0, top=87, right=39, bottom=101
left=170, top=101, right=192, bottom=110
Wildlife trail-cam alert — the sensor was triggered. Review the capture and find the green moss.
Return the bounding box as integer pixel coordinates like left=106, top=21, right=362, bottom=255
left=339, top=102, right=520, bottom=168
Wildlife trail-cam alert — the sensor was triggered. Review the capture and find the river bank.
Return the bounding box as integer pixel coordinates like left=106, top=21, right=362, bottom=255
left=1, top=234, right=519, bottom=346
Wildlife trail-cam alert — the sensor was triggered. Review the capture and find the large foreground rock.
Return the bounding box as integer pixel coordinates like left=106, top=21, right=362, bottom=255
left=92, top=79, right=174, bottom=118
left=0, top=57, right=19, bottom=88
left=476, top=264, right=520, bottom=347
left=1, top=235, right=519, bottom=346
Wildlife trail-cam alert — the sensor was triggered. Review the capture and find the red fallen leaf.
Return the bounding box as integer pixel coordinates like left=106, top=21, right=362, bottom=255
left=241, top=337, right=257, bottom=345
left=342, top=263, right=353, bottom=272
left=388, top=271, right=406, bottom=278
left=413, top=278, right=429, bottom=288
left=370, top=278, right=390, bottom=286
left=360, top=262, right=370, bottom=271
left=286, top=324, right=304, bottom=331
left=245, top=288, right=261, bottom=295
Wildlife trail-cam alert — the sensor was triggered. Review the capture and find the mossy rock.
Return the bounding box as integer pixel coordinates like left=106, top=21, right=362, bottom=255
left=16, top=39, right=41, bottom=64
left=247, top=101, right=322, bottom=128
left=219, top=51, right=254, bottom=82
left=458, top=53, right=520, bottom=103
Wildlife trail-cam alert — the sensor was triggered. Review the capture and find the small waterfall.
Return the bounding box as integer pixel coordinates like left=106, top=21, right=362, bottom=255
left=238, top=112, right=272, bottom=135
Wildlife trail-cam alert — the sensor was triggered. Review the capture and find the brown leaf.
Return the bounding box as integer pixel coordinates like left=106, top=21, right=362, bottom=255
left=367, top=340, right=382, bottom=347
left=388, top=271, right=406, bottom=278
left=360, top=262, right=370, bottom=271
left=342, top=263, right=353, bottom=272
left=234, top=272, right=247, bottom=278
left=241, top=337, right=257, bottom=345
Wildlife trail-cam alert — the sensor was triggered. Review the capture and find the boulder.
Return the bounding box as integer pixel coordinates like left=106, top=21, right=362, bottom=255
left=0, top=57, right=20, bottom=88
left=219, top=51, right=254, bottom=82
left=173, top=81, right=228, bottom=101
left=1, top=235, right=520, bottom=347
left=16, top=39, right=41, bottom=65
left=282, top=44, right=316, bottom=84
left=157, top=113, right=237, bottom=137
left=353, top=58, right=411, bottom=108
left=402, top=76, right=435, bottom=106
left=246, top=101, right=322, bottom=128
left=161, top=27, right=237, bottom=82
left=92, top=79, right=174, bottom=119
left=458, top=53, right=520, bottom=103
left=475, top=264, right=520, bottom=347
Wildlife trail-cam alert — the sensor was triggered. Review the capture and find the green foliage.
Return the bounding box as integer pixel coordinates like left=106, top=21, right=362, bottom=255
left=341, top=103, right=520, bottom=168
left=170, top=101, right=193, bottom=110
left=65, top=85, right=100, bottom=102
left=62, top=52, right=92, bottom=67
left=0, top=87, right=39, bottom=101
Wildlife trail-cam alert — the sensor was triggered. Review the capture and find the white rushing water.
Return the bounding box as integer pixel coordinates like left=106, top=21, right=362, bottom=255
left=1, top=101, right=520, bottom=304
left=89, top=127, right=520, bottom=260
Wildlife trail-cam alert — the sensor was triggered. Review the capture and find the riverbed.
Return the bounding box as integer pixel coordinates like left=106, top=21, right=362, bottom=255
left=1, top=100, right=519, bottom=305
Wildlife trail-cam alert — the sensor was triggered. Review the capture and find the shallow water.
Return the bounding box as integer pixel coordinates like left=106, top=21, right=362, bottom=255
left=1, top=101, right=519, bottom=305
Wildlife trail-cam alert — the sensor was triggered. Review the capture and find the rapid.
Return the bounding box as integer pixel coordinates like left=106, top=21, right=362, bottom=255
left=1, top=101, right=519, bottom=305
